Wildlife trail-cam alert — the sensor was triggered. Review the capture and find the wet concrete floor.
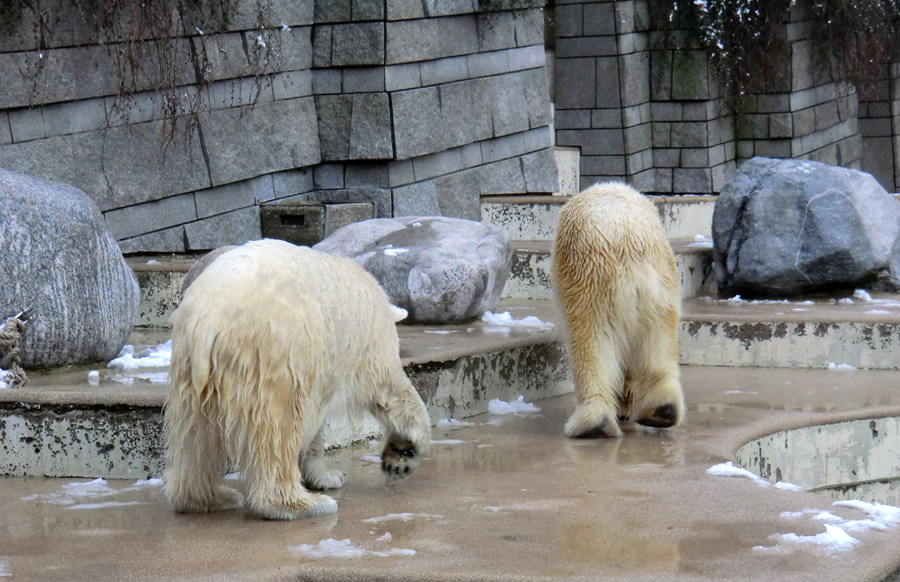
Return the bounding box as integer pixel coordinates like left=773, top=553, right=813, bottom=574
left=3, top=366, right=900, bottom=581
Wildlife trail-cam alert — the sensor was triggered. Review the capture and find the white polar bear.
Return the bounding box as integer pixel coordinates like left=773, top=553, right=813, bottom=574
left=163, top=239, right=431, bottom=520
left=552, top=182, right=684, bottom=438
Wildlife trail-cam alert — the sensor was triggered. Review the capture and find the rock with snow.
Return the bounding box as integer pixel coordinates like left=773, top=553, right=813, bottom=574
left=0, top=168, right=139, bottom=368
left=713, top=157, right=900, bottom=297
left=314, top=217, right=512, bottom=324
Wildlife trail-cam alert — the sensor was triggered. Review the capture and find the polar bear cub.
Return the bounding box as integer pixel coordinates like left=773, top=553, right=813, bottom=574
left=163, top=239, right=431, bottom=520
left=552, top=182, right=684, bottom=438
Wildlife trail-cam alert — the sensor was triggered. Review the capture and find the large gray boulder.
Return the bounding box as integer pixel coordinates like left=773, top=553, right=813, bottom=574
left=713, top=157, right=900, bottom=297
left=314, top=217, right=512, bottom=324
left=0, top=168, right=139, bottom=368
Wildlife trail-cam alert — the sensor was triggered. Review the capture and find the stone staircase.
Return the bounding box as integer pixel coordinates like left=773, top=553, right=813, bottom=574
left=4, top=192, right=900, bottom=480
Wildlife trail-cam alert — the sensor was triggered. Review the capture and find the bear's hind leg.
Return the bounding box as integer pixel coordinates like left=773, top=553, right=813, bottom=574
left=301, top=428, right=346, bottom=490
left=242, top=411, right=337, bottom=520
left=629, top=314, right=684, bottom=429
left=164, top=405, right=243, bottom=513
left=564, top=330, right=624, bottom=439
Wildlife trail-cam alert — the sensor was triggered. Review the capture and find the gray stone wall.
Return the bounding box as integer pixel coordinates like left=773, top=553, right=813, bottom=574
left=0, top=0, right=557, bottom=252
left=551, top=0, right=875, bottom=194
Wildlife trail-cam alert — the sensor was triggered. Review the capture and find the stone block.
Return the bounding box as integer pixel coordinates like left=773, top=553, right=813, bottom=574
left=387, top=0, right=425, bottom=20
left=789, top=88, right=817, bottom=112
left=0, top=112, right=10, bottom=144
left=273, top=70, right=313, bottom=100
left=315, top=0, right=351, bottom=23
left=555, top=58, right=596, bottom=109
left=624, top=124, right=650, bottom=153
left=414, top=148, right=465, bottom=181
left=736, top=114, right=769, bottom=140
left=592, top=109, right=623, bottom=129
left=461, top=142, right=482, bottom=167
left=583, top=155, right=627, bottom=175
left=392, top=86, right=444, bottom=159
left=324, top=202, right=376, bottom=236
left=671, top=121, right=709, bottom=147
left=521, top=148, right=558, bottom=193
left=522, top=68, right=552, bottom=128
left=118, top=225, right=186, bottom=254
left=436, top=169, right=481, bottom=220
left=193, top=32, right=249, bottom=82
left=652, top=122, right=671, bottom=147
left=349, top=93, right=394, bottom=159
left=422, top=0, right=476, bottom=17
left=556, top=129, right=624, bottom=156
left=385, top=63, right=422, bottom=91
left=352, top=0, right=385, bottom=20
left=185, top=206, right=261, bottom=251
left=476, top=11, right=516, bottom=52
left=467, top=51, right=509, bottom=77
left=194, top=175, right=276, bottom=218
left=9, top=107, right=45, bottom=142
left=41, top=98, right=108, bottom=137
left=652, top=101, right=682, bottom=121
left=313, top=24, right=333, bottom=67
left=814, top=101, right=840, bottom=131
left=389, top=159, right=416, bottom=187
left=478, top=157, right=526, bottom=195
left=387, top=15, right=478, bottom=64
left=393, top=180, right=441, bottom=216
left=209, top=77, right=275, bottom=110
left=314, top=163, right=345, bottom=189
left=792, top=108, right=815, bottom=136
left=345, top=162, right=390, bottom=188
left=756, top=94, right=790, bottom=114
left=652, top=148, right=679, bottom=168
left=595, top=57, right=621, bottom=108
left=316, top=95, right=352, bottom=160
left=860, top=118, right=891, bottom=138
left=769, top=113, right=793, bottom=139
left=619, top=52, right=649, bottom=107
left=105, top=192, right=198, bottom=240
left=260, top=201, right=325, bottom=246
left=313, top=187, right=393, bottom=218
left=672, top=50, right=709, bottom=100
left=556, top=36, right=618, bottom=58
left=332, top=22, right=385, bottom=66
left=555, top=4, right=583, bottom=37
left=522, top=126, right=552, bottom=152
left=513, top=8, right=545, bottom=47
left=481, top=132, right=526, bottom=163
left=673, top=167, right=712, bottom=193
left=650, top=50, right=672, bottom=101
left=791, top=40, right=814, bottom=92
left=273, top=168, right=314, bottom=197
left=556, top=110, right=591, bottom=129
left=312, top=68, right=342, bottom=94
left=342, top=67, right=386, bottom=93
left=755, top=138, right=792, bottom=158
left=439, top=80, right=492, bottom=147
left=420, top=56, right=470, bottom=86
left=681, top=148, right=710, bottom=167
left=583, top=2, right=616, bottom=35
left=508, top=46, right=545, bottom=71
left=490, top=73, right=530, bottom=136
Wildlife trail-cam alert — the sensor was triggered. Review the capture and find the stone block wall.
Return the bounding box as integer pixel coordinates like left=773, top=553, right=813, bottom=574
left=0, top=0, right=557, bottom=252
left=550, top=0, right=874, bottom=194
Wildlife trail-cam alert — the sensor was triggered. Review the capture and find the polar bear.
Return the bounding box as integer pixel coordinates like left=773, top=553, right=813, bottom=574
left=163, top=239, right=431, bottom=520
left=552, top=182, right=684, bottom=438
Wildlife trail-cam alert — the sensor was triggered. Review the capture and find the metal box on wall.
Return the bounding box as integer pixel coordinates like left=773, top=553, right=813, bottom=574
left=260, top=201, right=375, bottom=246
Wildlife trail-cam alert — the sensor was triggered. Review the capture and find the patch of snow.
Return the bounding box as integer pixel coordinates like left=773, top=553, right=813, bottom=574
left=362, top=513, right=444, bottom=524
left=812, top=511, right=843, bottom=523
left=374, top=532, right=392, bottom=542
left=383, top=248, right=409, bottom=257
left=289, top=539, right=367, bottom=559
left=834, top=500, right=900, bottom=531
left=722, top=390, right=758, bottom=395
left=827, top=362, right=857, bottom=371
left=706, top=462, right=770, bottom=487
left=723, top=295, right=745, bottom=303
left=360, top=454, right=382, bottom=463
left=431, top=439, right=466, bottom=445
left=224, top=472, right=242, bottom=480
left=0, top=560, right=9, bottom=577
left=838, top=298, right=854, bottom=305
left=87, top=370, right=100, bottom=385
left=22, top=478, right=118, bottom=505
left=488, top=395, right=540, bottom=415
left=774, top=482, right=803, bottom=492
left=771, top=524, right=859, bottom=552
left=688, top=234, right=714, bottom=248
left=484, top=506, right=503, bottom=512
left=865, top=309, right=891, bottom=315
left=125, top=478, right=163, bottom=490
left=281, top=21, right=291, bottom=31
left=481, top=311, right=554, bottom=329
left=792, top=308, right=807, bottom=312
left=0, top=369, right=12, bottom=390
left=853, top=289, right=873, bottom=301
left=423, top=330, right=456, bottom=334
left=146, top=259, right=160, bottom=265
left=437, top=418, right=473, bottom=428
left=68, top=501, right=146, bottom=510
left=107, top=340, right=172, bottom=371
left=780, top=511, right=804, bottom=519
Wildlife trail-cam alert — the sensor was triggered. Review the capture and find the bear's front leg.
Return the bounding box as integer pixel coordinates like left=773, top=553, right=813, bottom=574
left=381, top=437, right=423, bottom=476
left=301, top=428, right=346, bottom=490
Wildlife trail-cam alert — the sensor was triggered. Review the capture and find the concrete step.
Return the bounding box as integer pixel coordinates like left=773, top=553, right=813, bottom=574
left=680, top=293, right=900, bottom=370
left=504, top=238, right=714, bottom=301
left=481, top=194, right=716, bottom=242
left=4, top=366, right=900, bottom=581
left=0, top=301, right=569, bottom=479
